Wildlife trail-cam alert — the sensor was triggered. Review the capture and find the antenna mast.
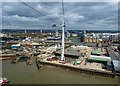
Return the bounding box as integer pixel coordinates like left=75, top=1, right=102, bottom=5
left=61, top=0, right=65, bottom=60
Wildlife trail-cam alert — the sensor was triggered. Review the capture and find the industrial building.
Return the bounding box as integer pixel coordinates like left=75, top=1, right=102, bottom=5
left=11, top=44, right=21, bottom=49
left=87, top=55, right=111, bottom=63
left=80, top=32, right=119, bottom=44
left=91, top=50, right=103, bottom=56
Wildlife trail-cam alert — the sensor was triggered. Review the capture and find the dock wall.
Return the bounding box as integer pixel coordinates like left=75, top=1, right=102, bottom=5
left=39, top=61, right=120, bottom=78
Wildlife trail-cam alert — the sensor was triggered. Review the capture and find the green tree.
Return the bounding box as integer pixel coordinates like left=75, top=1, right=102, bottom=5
left=117, top=46, right=120, bottom=51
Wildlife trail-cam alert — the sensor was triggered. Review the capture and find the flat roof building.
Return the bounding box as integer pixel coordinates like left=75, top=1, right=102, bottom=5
left=87, top=55, right=111, bottom=63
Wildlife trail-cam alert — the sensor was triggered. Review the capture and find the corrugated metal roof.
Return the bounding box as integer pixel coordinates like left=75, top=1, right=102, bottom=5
left=91, top=50, right=102, bottom=55
left=88, top=55, right=111, bottom=62
left=88, top=57, right=107, bottom=62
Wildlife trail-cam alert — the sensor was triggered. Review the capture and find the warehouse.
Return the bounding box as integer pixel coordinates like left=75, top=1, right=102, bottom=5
left=91, top=50, right=103, bottom=56
left=11, top=44, right=20, bottom=49
left=87, top=55, right=111, bottom=63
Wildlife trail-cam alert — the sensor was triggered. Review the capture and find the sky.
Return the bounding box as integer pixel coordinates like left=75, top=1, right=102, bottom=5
left=1, top=0, right=119, bottom=30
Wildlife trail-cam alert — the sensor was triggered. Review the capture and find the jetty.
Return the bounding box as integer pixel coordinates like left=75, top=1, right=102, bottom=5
left=0, top=54, right=15, bottom=60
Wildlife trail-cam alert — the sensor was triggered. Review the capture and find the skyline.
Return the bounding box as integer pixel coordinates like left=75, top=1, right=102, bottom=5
left=1, top=1, right=118, bottom=30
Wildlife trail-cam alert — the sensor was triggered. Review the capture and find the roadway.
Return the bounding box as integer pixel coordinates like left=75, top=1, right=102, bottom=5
left=107, top=45, right=120, bottom=61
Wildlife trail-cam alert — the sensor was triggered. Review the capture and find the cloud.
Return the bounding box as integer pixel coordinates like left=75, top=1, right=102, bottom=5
left=65, top=13, right=85, bottom=20
left=0, top=2, right=2, bottom=29
left=1, top=0, right=119, bottom=2
left=2, top=2, right=118, bottom=30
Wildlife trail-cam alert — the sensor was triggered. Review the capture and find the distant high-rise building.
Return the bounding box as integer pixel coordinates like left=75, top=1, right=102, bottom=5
left=79, top=30, right=86, bottom=42
left=41, top=30, right=42, bottom=33
left=25, top=29, right=27, bottom=34
left=56, top=30, right=59, bottom=37
left=66, top=30, right=70, bottom=38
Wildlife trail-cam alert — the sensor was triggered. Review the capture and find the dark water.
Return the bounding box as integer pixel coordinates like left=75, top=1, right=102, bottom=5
left=2, top=60, right=119, bottom=84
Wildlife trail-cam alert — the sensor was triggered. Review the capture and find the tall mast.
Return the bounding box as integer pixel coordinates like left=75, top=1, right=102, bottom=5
left=25, top=29, right=27, bottom=34
left=61, top=0, right=65, bottom=60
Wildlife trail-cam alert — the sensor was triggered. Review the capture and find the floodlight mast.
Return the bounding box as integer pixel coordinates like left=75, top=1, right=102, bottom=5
left=61, top=0, right=65, bottom=61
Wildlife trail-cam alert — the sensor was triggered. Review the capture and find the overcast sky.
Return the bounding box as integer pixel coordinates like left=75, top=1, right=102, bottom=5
left=1, top=1, right=118, bottom=30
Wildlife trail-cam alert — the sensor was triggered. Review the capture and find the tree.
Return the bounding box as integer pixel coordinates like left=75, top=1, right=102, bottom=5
left=117, top=45, right=120, bottom=51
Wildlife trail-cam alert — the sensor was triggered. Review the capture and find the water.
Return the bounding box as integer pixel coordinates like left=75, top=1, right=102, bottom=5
left=2, top=60, right=119, bottom=84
